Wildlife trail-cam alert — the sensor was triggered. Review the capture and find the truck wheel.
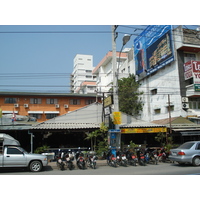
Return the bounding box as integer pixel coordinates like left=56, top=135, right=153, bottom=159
left=29, top=161, right=42, bottom=172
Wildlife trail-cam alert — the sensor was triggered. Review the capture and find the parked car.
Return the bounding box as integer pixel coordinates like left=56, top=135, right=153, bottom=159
left=169, top=141, right=200, bottom=166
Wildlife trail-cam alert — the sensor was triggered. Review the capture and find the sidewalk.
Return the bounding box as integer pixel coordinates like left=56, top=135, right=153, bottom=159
left=47, top=159, right=107, bottom=169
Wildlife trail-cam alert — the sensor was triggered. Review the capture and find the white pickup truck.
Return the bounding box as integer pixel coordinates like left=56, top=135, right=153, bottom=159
left=0, top=133, right=48, bottom=172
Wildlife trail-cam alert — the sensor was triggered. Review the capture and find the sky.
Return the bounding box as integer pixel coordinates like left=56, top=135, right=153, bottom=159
left=0, top=1, right=199, bottom=94
left=0, top=25, right=146, bottom=93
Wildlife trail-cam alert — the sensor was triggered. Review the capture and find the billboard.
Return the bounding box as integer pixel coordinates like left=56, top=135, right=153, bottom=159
left=134, top=25, right=174, bottom=76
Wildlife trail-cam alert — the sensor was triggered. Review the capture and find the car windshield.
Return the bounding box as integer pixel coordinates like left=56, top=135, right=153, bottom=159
left=18, top=147, right=28, bottom=154
left=178, top=142, right=195, bottom=149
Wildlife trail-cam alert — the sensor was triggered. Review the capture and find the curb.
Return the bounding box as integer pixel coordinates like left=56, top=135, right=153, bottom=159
left=48, top=160, right=107, bottom=170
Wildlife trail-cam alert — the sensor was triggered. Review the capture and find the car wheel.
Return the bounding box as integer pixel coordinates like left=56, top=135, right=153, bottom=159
left=29, top=160, right=42, bottom=172
left=192, top=157, right=200, bottom=166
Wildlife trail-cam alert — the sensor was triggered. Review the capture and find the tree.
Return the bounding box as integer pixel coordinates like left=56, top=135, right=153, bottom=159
left=85, top=122, right=108, bottom=152
left=117, top=74, right=143, bottom=116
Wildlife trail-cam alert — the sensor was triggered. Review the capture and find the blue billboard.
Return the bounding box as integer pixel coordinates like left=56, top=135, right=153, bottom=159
left=134, top=25, right=174, bottom=76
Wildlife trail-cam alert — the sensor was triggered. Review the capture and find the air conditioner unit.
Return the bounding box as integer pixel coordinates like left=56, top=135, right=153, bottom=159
left=64, top=104, right=68, bottom=108
left=24, top=104, right=29, bottom=108
left=55, top=104, right=60, bottom=108
left=14, top=104, right=19, bottom=108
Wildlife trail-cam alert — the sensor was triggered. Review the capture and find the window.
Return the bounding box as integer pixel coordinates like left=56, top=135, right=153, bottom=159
left=69, top=99, right=80, bottom=105
left=7, top=147, right=23, bottom=154
left=184, top=53, right=196, bottom=62
left=151, top=89, right=157, bottom=95
left=5, top=98, right=17, bottom=104
left=30, top=98, right=42, bottom=104
left=86, top=70, right=92, bottom=73
left=85, top=99, right=96, bottom=105
left=46, top=99, right=58, bottom=104
left=154, top=108, right=161, bottom=114
left=46, top=114, right=58, bottom=119
left=189, top=98, right=200, bottom=109
left=29, top=114, right=42, bottom=119
left=167, top=105, right=174, bottom=112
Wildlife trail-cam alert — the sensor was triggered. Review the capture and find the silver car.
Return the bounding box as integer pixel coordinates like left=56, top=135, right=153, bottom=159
left=169, top=141, right=200, bottom=166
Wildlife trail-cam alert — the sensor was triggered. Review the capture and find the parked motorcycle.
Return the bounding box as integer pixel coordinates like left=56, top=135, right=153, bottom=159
left=65, top=150, right=75, bottom=170
left=76, top=152, right=86, bottom=169
left=144, top=148, right=158, bottom=165
left=87, top=153, right=98, bottom=169
left=116, top=151, right=128, bottom=167
left=136, top=147, right=147, bottom=166
left=157, top=147, right=168, bottom=162
left=126, top=151, right=137, bottom=166
left=107, top=151, right=117, bottom=168
left=56, top=150, right=65, bottom=170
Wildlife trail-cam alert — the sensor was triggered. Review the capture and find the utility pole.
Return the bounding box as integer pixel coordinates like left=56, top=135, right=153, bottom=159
left=167, top=94, right=172, bottom=144
left=110, top=25, right=121, bottom=155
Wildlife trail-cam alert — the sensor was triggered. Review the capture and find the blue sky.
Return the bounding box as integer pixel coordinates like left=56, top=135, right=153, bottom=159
left=0, top=25, right=145, bottom=93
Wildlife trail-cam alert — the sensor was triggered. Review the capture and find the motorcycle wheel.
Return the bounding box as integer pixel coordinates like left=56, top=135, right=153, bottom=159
left=68, top=162, right=72, bottom=170
left=60, top=162, right=65, bottom=170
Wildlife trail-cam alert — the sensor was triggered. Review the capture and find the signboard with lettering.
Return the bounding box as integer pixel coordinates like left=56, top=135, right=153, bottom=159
left=103, top=95, right=113, bottom=108
left=121, top=127, right=167, bottom=134
left=113, top=112, right=121, bottom=125
left=134, top=25, right=174, bottom=77
left=183, top=60, right=200, bottom=91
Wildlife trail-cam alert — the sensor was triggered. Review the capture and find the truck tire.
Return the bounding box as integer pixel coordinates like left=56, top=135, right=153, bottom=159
left=29, top=160, right=42, bottom=172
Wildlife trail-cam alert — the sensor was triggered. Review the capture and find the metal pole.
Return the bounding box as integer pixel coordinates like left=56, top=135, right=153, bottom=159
left=112, top=25, right=120, bottom=150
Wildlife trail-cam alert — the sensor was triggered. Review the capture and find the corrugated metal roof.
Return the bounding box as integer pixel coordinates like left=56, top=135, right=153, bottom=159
left=32, top=102, right=165, bottom=130
left=32, top=123, right=100, bottom=130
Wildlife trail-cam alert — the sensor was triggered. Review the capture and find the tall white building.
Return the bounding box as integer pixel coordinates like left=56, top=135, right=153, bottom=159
left=71, top=54, right=96, bottom=94
left=92, top=48, right=134, bottom=95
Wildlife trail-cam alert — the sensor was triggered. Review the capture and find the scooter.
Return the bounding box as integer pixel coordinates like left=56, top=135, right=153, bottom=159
left=87, top=154, right=98, bottom=169
left=65, top=150, right=75, bottom=170
left=56, top=150, right=65, bottom=170
left=76, top=153, right=86, bottom=169
left=116, top=152, right=128, bottom=167
left=136, top=147, right=147, bottom=166
left=107, top=154, right=117, bottom=168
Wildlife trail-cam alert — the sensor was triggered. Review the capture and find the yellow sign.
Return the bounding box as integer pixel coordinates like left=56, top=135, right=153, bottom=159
left=0, top=108, right=2, bottom=118
left=113, top=112, right=121, bottom=125
left=121, top=127, right=167, bottom=134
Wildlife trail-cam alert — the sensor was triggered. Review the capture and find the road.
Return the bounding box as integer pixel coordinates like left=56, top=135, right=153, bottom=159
left=1, top=162, right=200, bottom=175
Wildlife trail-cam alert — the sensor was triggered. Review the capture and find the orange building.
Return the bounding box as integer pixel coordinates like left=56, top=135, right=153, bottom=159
left=0, top=92, right=101, bottom=122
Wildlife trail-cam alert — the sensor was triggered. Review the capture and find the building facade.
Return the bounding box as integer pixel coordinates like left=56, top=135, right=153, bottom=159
left=0, top=92, right=99, bottom=122
left=92, top=49, right=134, bottom=95
left=134, top=25, right=200, bottom=122
left=70, top=54, right=96, bottom=94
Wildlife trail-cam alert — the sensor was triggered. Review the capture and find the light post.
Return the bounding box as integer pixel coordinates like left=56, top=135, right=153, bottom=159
left=111, top=25, right=130, bottom=152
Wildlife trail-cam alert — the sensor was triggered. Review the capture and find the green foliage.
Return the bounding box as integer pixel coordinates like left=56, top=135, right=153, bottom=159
left=85, top=122, right=108, bottom=152
left=117, top=74, right=143, bottom=116
left=155, top=132, right=173, bottom=152
left=129, top=140, right=138, bottom=149
left=34, top=145, right=49, bottom=154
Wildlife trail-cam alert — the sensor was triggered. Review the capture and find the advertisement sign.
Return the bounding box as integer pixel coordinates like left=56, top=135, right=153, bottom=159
left=183, top=60, right=200, bottom=91
left=134, top=25, right=174, bottom=76
left=121, top=127, right=167, bottom=134
left=113, top=112, right=121, bottom=125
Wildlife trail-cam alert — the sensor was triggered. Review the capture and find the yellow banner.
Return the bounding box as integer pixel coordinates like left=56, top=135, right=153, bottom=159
left=121, top=127, right=167, bottom=134
left=113, top=112, right=121, bottom=125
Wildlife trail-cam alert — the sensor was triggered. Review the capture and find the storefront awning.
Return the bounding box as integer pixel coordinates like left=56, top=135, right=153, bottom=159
left=180, top=131, right=200, bottom=136
left=28, top=111, right=43, bottom=114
